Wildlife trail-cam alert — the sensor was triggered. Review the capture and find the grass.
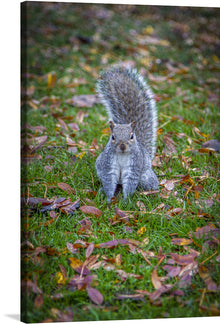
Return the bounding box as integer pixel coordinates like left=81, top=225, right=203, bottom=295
left=21, top=3, right=220, bottom=323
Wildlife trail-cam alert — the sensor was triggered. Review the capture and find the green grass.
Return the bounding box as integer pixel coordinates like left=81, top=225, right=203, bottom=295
left=21, top=3, right=220, bottom=323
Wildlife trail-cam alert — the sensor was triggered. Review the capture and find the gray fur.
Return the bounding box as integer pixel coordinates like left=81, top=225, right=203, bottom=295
left=96, top=67, right=159, bottom=200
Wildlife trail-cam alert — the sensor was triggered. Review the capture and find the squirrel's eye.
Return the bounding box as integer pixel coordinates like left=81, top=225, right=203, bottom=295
left=111, top=134, right=115, bottom=141
left=130, top=133, right=134, bottom=140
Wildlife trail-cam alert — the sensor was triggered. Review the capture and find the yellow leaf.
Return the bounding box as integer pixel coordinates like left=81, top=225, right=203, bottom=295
left=56, top=272, right=65, bottom=284
left=137, top=227, right=146, bottom=236
left=76, top=152, right=86, bottom=159
left=47, top=72, right=57, bottom=88
left=69, top=257, right=83, bottom=270
left=142, top=25, right=154, bottom=35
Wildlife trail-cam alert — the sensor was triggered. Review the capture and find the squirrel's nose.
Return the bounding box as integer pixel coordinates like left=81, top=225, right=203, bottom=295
left=120, top=143, right=126, bottom=152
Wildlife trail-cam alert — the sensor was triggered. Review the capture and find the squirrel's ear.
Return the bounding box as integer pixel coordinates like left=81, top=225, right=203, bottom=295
left=131, top=121, right=136, bottom=131
left=109, top=121, right=115, bottom=131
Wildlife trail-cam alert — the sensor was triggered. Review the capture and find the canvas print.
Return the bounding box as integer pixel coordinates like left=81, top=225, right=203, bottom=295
left=21, top=1, right=220, bottom=322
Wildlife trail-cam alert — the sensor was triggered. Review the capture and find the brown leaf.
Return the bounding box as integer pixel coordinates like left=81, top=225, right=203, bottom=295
left=84, top=254, right=100, bottom=269
left=57, top=182, right=75, bottom=194
left=149, top=284, right=174, bottom=301
left=67, top=242, right=79, bottom=254
left=34, top=294, right=44, bottom=308
left=160, top=179, right=176, bottom=191
left=85, top=243, right=95, bottom=258
left=57, top=118, right=68, bottom=131
left=199, top=265, right=218, bottom=291
left=69, top=257, right=91, bottom=275
left=171, top=238, right=192, bottom=246
left=114, top=208, right=130, bottom=224
left=69, top=274, right=95, bottom=290
left=48, top=210, right=56, bottom=219
left=116, top=269, right=143, bottom=281
left=191, top=225, right=220, bottom=239
left=169, top=207, right=183, bottom=216
left=76, top=110, right=86, bottom=124
left=87, top=287, right=104, bottom=305
left=33, top=135, right=48, bottom=147
left=151, top=269, right=162, bottom=289
left=67, top=94, right=100, bottom=108
left=79, top=205, right=102, bottom=217
left=21, top=197, right=51, bottom=208
left=163, top=265, right=181, bottom=277
left=21, top=280, right=42, bottom=295
left=170, top=252, right=197, bottom=265
left=200, top=304, right=220, bottom=316
left=136, top=201, right=146, bottom=213
left=116, top=293, right=145, bottom=300
left=115, top=254, right=122, bottom=266
left=68, top=122, right=80, bottom=131
left=164, top=134, right=177, bottom=153
left=50, top=307, right=73, bottom=322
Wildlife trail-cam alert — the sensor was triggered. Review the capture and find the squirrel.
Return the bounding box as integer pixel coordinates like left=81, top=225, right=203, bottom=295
left=95, top=67, right=159, bottom=200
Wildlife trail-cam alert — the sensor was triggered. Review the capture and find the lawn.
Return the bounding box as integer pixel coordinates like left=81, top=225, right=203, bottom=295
left=21, top=2, right=220, bottom=323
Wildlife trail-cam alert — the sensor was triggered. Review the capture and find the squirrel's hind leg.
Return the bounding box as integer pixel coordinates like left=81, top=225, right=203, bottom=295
left=139, top=169, right=159, bottom=191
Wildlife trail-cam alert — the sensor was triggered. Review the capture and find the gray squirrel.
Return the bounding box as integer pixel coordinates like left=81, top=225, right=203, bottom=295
left=95, top=67, right=159, bottom=200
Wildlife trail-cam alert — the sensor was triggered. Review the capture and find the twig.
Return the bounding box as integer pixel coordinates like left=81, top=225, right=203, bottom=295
left=139, top=249, right=152, bottom=266
left=199, top=288, right=206, bottom=306
left=200, top=251, right=218, bottom=265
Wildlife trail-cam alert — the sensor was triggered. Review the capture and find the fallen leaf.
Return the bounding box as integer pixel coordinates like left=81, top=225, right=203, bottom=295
left=164, top=134, right=177, bottom=153
left=66, top=94, right=100, bottom=108
left=114, top=208, right=130, bottom=224
left=67, top=242, right=79, bottom=254
left=199, top=265, right=218, bottom=291
left=57, top=118, right=68, bottom=131
left=169, top=207, right=183, bottom=216
left=191, top=225, right=220, bottom=239
left=163, top=265, right=181, bottom=277
left=116, top=269, right=143, bottom=281
left=116, top=293, right=145, bottom=300
left=79, top=205, right=102, bottom=217
left=85, top=243, right=95, bottom=258
left=47, top=72, right=57, bottom=88
left=87, top=287, right=104, bottom=305
left=171, top=238, right=192, bottom=246
left=57, top=182, right=75, bottom=194
left=170, top=252, right=197, bottom=265
left=136, top=201, right=146, bottom=212
left=151, top=269, right=162, bottom=289
left=160, top=179, right=176, bottom=191
left=68, top=122, right=80, bottom=131
left=200, top=304, right=220, bottom=316
left=34, top=294, right=44, bottom=308
left=50, top=307, right=73, bottom=322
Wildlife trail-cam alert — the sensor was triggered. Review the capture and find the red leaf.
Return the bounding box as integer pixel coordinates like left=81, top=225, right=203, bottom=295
left=79, top=205, right=102, bottom=217
left=87, top=287, right=104, bottom=305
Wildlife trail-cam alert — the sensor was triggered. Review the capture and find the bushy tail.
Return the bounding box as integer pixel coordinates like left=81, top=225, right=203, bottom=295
left=97, top=67, right=157, bottom=159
